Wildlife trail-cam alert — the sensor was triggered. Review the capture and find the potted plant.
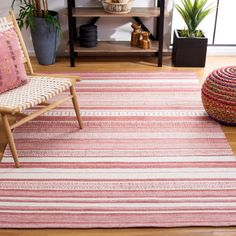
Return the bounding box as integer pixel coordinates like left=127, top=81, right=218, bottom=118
left=11, top=0, right=61, bottom=65
left=172, top=0, right=214, bottom=67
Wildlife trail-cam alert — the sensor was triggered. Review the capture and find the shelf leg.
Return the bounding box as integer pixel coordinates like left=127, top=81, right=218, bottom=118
left=67, top=0, right=76, bottom=67
left=157, top=0, right=165, bottom=67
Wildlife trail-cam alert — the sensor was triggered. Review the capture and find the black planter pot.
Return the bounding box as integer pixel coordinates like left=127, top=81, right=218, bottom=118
left=79, top=24, right=97, bottom=32
left=30, top=11, right=60, bottom=65
left=79, top=24, right=97, bottom=48
left=80, top=37, right=97, bottom=43
left=172, top=30, right=208, bottom=67
left=80, top=41, right=97, bottom=48
left=80, top=31, right=97, bottom=37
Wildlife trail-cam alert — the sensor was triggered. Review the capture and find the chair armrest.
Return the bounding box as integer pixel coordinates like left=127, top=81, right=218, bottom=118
left=0, top=106, right=18, bottom=114
left=31, top=73, right=81, bottom=82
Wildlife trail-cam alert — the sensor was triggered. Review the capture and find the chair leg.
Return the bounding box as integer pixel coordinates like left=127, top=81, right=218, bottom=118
left=0, top=145, right=5, bottom=163
left=1, top=113, right=20, bottom=168
left=70, top=85, right=83, bottom=129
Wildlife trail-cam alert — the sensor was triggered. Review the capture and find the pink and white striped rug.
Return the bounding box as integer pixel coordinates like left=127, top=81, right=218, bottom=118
left=1, top=72, right=236, bottom=228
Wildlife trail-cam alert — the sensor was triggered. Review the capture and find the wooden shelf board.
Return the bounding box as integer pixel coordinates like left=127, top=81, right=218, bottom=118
left=66, top=41, right=159, bottom=53
left=72, top=7, right=160, bottom=17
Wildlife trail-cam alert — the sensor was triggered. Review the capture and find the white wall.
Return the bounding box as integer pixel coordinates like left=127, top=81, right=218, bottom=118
left=214, top=0, right=236, bottom=45
left=1, top=0, right=236, bottom=56
left=0, top=0, right=174, bottom=56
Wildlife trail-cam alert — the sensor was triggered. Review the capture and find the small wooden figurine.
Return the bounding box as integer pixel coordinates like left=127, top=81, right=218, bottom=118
left=131, top=23, right=141, bottom=47
left=140, top=31, right=151, bottom=49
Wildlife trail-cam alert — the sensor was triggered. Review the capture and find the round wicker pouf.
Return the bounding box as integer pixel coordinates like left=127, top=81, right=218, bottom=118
left=201, top=66, right=236, bottom=126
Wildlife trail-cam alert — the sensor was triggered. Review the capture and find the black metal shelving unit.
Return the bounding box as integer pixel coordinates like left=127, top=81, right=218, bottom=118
left=67, top=0, right=165, bottom=67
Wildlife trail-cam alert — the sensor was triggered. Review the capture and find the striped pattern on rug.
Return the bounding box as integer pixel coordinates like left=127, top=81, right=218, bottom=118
left=1, top=72, right=236, bottom=228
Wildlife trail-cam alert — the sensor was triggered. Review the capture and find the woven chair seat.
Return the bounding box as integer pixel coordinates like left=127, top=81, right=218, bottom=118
left=0, top=76, right=72, bottom=113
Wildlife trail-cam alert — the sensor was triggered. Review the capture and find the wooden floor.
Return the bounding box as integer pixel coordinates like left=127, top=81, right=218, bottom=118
left=1, top=55, right=236, bottom=236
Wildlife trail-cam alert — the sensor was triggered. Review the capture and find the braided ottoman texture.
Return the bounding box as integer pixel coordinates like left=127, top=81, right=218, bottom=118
left=202, top=66, right=236, bottom=125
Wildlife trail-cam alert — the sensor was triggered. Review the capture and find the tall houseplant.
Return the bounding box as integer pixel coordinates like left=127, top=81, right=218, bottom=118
left=11, top=0, right=61, bottom=65
left=172, top=0, right=215, bottom=67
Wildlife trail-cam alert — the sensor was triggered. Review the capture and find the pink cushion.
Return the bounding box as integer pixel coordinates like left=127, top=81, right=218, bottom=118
left=0, top=28, right=28, bottom=94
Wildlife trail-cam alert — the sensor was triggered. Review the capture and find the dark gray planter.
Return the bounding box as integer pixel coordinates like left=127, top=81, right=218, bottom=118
left=172, top=30, right=208, bottom=67
left=30, top=11, right=59, bottom=65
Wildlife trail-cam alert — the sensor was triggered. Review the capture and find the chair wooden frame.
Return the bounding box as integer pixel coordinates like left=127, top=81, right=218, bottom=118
left=0, top=11, right=83, bottom=168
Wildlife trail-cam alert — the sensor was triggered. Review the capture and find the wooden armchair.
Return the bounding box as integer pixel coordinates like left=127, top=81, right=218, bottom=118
left=0, top=11, right=83, bottom=167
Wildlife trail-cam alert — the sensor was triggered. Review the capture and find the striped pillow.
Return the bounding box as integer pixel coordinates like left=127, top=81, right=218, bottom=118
left=0, top=27, right=28, bottom=94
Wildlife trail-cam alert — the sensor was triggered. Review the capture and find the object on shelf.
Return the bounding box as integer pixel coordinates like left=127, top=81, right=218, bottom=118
left=140, top=31, right=151, bottom=49
left=79, top=24, right=97, bottom=48
left=101, top=0, right=134, bottom=14
left=111, top=0, right=130, bottom=3
left=131, top=23, right=141, bottom=47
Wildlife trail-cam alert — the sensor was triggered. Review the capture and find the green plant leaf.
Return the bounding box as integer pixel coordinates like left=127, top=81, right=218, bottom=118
left=175, top=0, right=215, bottom=38
left=11, top=0, right=61, bottom=33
